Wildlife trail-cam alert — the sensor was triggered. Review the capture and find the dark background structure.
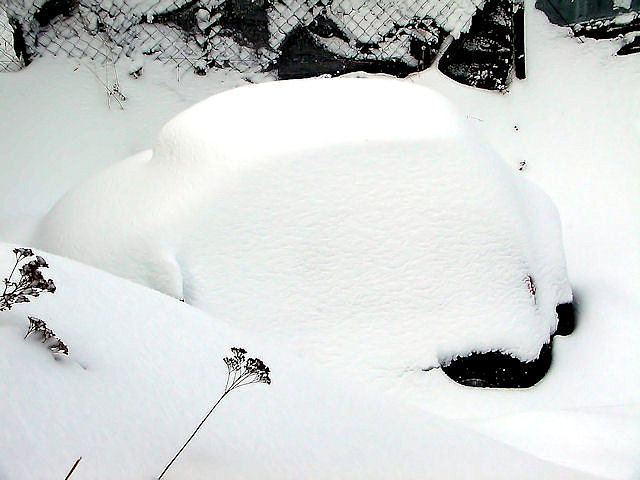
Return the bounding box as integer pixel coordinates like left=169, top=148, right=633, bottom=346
left=1, top=0, right=529, bottom=90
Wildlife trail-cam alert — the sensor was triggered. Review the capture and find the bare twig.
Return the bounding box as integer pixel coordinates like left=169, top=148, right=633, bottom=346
left=83, top=62, right=126, bottom=110
left=64, top=457, right=82, bottom=480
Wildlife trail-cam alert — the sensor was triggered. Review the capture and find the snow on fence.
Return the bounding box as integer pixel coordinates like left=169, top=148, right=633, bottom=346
left=1, top=6, right=23, bottom=72
left=0, top=0, right=483, bottom=75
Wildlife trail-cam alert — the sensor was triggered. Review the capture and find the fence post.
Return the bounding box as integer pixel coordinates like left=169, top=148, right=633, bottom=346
left=513, top=0, right=526, bottom=79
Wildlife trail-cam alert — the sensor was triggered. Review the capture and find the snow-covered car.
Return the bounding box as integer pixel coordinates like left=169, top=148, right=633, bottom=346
left=34, top=77, right=573, bottom=390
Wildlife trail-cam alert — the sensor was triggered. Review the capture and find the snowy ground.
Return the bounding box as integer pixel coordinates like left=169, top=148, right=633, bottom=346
left=0, top=60, right=273, bottom=241
left=0, top=246, right=601, bottom=480
left=1, top=1, right=639, bottom=479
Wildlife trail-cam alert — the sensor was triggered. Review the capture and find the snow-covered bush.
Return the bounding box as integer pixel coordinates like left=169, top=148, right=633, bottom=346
left=34, top=77, right=572, bottom=394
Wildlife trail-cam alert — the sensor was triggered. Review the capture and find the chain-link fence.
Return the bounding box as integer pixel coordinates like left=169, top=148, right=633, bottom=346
left=1, top=5, right=23, bottom=71
left=1, top=0, right=484, bottom=75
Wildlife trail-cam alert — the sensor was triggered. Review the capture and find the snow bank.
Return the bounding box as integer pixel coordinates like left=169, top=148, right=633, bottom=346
left=0, top=245, right=594, bottom=479
left=0, top=58, right=258, bottom=243
left=34, top=77, right=572, bottom=385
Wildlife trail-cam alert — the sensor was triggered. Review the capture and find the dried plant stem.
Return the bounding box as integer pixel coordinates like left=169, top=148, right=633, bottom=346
left=1, top=248, right=55, bottom=312
left=157, top=347, right=270, bottom=479
left=157, top=391, right=229, bottom=480
left=83, top=62, right=125, bottom=110
left=64, top=457, right=82, bottom=480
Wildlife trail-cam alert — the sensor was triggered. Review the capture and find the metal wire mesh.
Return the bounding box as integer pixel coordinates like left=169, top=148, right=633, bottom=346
left=1, top=6, right=23, bottom=71
left=1, top=0, right=483, bottom=74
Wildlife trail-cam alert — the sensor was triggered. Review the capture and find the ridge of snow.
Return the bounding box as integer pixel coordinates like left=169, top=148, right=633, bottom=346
left=0, top=245, right=597, bottom=480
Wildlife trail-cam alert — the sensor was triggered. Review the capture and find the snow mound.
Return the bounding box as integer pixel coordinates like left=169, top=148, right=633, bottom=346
left=35, top=77, right=572, bottom=381
left=0, top=245, right=597, bottom=479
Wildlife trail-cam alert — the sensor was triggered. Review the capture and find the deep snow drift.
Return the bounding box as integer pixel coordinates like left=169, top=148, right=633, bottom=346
left=0, top=245, right=596, bottom=480
left=0, top=59, right=269, bottom=243
left=35, top=78, right=572, bottom=380
left=1, top=0, right=639, bottom=477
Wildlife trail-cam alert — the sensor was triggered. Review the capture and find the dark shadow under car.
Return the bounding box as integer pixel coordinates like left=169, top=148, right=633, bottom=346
left=441, top=302, right=575, bottom=388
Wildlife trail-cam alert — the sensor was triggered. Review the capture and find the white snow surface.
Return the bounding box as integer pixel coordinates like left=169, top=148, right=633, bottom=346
left=0, top=58, right=267, bottom=242
left=1, top=1, right=640, bottom=478
left=470, top=405, right=640, bottom=480
left=35, top=78, right=573, bottom=378
left=0, top=245, right=597, bottom=480
left=613, top=0, right=632, bottom=10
